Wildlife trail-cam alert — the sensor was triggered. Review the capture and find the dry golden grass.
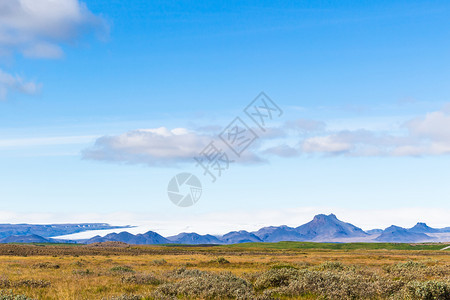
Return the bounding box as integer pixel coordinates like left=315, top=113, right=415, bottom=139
left=0, top=243, right=448, bottom=299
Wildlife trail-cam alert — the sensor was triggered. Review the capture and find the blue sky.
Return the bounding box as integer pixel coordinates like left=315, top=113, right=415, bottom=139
left=0, top=0, right=449, bottom=234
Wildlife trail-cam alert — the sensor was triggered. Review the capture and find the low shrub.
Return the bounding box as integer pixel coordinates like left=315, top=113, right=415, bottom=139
left=258, top=268, right=403, bottom=299
left=254, top=267, right=300, bottom=290
left=314, top=261, right=346, bottom=271
left=71, top=260, right=85, bottom=267
left=110, top=266, right=135, bottom=274
left=0, top=279, right=50, bottom=288
left=121, top=273, right=161, bottom=285
left=270, top=263, right=298, bottom=270
left=14, top=279, right=51, bottom=288
left=104, top=295, right=143, bottom=300
left=384, top=261, right=450, bottom=280
left=399, top=280, right=450, bottom=300
left=385, top=261, right=426, bottom=274
left=209, top=257, right=230, bottom=264
left=0, top=290, right=34, bottom=300
left=153, top=269, right=254, bottom=299
left=72, top=269, right=92, bottom=276
left=32, top=262, right=60, bottom=269
left=167, top=267, right=207, bottom=279
left=150, top=259, right=167, bottom=266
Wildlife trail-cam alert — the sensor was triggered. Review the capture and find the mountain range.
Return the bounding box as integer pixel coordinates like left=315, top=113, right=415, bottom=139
left=1, top=214, right=449, bottom=244
left=81, top=213, right=450, bottom=245
left=0, top=223, right=131, bottom=239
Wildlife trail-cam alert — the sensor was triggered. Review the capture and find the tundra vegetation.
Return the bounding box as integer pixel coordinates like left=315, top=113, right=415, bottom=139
left=0, top=242, right=448, bottom=299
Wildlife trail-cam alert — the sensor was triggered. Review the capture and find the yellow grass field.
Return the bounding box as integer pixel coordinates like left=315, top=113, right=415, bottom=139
left=0, top=242, right=449, bottom=299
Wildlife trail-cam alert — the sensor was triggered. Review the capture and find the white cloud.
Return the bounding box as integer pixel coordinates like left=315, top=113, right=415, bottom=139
left=21, top=42, right=64, bottom=59
left=83, top=127, right=267, bottom=166
left=303, top=135, right=353, bottom=154
left=263, top=144, right=299, bottom=157
left=300, top=130, right=404, bottom=156
left=299, top=108, right=450, bottom=157
left=0, top=68, right=40, bottom=99
left=0, top=0, right=106, bottom=99
left=407, top=111, right=450, bottom=141
left=82, top=107, right=450, bottom=167
left=83, top=127, right=216, bottom=166
left=0, top=0, right=106, bottom=58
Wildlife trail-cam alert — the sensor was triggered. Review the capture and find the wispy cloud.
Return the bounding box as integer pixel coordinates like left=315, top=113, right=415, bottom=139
left=285, top=118, right=326, bottom=132
left=0, top=69, right=40, bottom=99
left=262, top=144, right=299, bottom=157
left=0, top=135, right=98, bottom=148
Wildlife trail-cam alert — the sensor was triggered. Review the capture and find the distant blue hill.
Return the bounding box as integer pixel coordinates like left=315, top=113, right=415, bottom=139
left=0, top=234, right=76, bottom=244
left=0, top=223, right=132, bottom=239
left=375, top=225, right=432, bottom=243
left=408, top=222, right=441, bottom=234
left=221, top=230, right=262, bottom=244
left=254, top=225, right=304, bottom=242
left=0, top=234, right=51, bottom=244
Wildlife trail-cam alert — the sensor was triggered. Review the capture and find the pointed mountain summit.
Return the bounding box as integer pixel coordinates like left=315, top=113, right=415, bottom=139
left=85, top=231, right=168, bottom=244
left=295, top=213, right=368, bottom=241
left=375, top=225, right=432, bottom=243
left=167, top=232, right=222, bottom=244
left=135, top=231, right=169, bottom=244
left=253, top=225, right=305, bottom=242
left=408, top=222, right=440, bottom=233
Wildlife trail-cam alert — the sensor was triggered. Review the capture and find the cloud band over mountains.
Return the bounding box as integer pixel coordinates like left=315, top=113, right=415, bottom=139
left=82, top=107, right=450, bottom=166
